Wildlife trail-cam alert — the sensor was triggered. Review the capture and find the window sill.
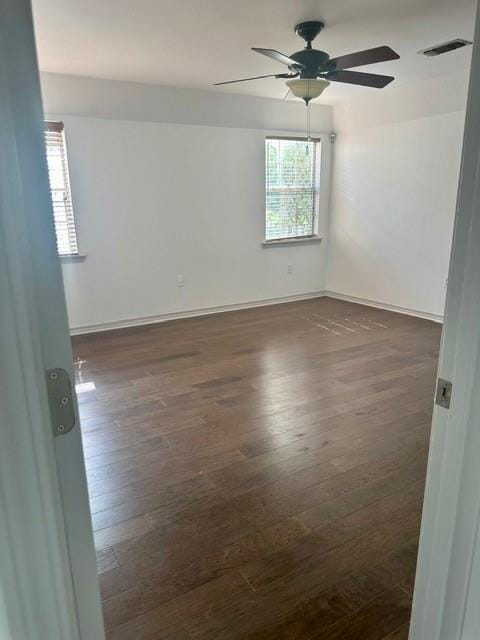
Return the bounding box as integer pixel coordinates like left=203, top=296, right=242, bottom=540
left=262, top=236, right=323, bottom=247
left=59, top=254, right=87, bottom=263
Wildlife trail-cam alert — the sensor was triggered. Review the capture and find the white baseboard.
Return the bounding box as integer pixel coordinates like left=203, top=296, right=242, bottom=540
left=70, top=291, right=326, bottom=336
left=70, top=289, right=444, bottom=336
left=324, top=290, right=444, bottom=324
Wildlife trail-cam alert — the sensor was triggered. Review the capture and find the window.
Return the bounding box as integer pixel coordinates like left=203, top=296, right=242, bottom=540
left=265, top=136, right=320, bottom=241
left=44, top=121, right=79, bottom=256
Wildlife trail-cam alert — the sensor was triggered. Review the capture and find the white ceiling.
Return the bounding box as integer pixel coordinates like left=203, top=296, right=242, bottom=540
left=32, top=0, right=476, bottom=104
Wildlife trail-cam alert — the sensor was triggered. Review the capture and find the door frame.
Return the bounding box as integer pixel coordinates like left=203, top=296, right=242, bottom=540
left=0, top=0, right=104, bottom=638
left=2, top=0, right=480, bottom=638
left=410, top=2, right=480, bottom=639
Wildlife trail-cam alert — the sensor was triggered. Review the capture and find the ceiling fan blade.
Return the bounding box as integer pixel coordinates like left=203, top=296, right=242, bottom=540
left=252, top=48, right=305, bottom=68
left=327, top=69, right=394, bottom=88
left=330, top=45, right=400, bottom=70
left=214, top=73, right=280, bottom=86
left=214, top=72, right=297, bottom=86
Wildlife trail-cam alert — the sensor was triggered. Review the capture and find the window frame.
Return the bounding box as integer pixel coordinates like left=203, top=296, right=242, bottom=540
left=44, top=121, right=81, bottom=258
left=264, top=135, right=322, bottom=244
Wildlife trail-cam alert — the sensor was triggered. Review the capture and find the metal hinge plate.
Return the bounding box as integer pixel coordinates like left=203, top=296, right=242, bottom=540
left=46, top=368, right=76, bottom=436
left=435, top=377, right=452, bottom=409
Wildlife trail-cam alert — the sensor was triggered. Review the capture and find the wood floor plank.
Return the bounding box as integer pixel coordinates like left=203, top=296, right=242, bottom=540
left=100, top=516, right=309, bottom=609
left=307, top=586, right=412, bottom=640
left=380, top=623, right=411, bottom=639
left=73, top=298, right=440, bottom=638
left=96, top=547, right=120, bottom=575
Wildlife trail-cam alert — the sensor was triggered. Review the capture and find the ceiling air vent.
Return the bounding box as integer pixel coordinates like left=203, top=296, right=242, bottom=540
left=419, top=39, right=472, bottom=56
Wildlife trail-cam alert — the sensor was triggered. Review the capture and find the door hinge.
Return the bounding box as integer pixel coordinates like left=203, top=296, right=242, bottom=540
left=435, top=377, right=452, bottom=409
left=46, top=368, right=76, bottom=436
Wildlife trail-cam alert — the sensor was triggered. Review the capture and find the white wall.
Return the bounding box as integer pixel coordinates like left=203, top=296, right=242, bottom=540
left=326, top=71, right=469, bottom=320
left=40, top=74, right=333, bottom=332
left=42, top=69, right=467, bottom=329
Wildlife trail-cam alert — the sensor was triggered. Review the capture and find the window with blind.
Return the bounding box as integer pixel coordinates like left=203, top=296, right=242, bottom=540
left=265, top=137, right=320, bottom=241
left=44, top=121, right=79, bottom=256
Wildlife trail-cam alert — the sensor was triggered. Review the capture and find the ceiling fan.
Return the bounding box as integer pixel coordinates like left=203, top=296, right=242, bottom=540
left=214, top=21, right=400, bottom=103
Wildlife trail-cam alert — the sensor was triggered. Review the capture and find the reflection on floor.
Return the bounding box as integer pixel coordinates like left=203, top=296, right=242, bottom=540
left=73, top=297, right=441, bottom=640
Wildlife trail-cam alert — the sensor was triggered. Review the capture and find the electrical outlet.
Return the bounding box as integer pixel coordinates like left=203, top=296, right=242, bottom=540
left=287, top=264, right=293, bottom=275
left=177, top=274, right=184, bottom=287
left=444, top=277, right=449, bottom=290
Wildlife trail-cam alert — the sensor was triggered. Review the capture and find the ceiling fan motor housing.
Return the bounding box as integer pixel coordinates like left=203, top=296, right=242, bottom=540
left=289, top=49, right=333, bottom=77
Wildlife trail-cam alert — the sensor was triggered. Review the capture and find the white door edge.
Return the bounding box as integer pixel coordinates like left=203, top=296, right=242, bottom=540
left=0, top=60, right=81, bottom=640
left=0, top=0, right=104, bottom=638
left=410, top=1, right=480, bottom=638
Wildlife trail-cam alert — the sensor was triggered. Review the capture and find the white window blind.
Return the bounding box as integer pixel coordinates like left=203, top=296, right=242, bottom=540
left=44, top=121, right=79, bottom=256
left=265, top=137, right=320, bottom=241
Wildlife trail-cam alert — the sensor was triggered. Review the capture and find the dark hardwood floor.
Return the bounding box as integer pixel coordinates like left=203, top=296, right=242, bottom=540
left=72, top=297, right=441, bottom=640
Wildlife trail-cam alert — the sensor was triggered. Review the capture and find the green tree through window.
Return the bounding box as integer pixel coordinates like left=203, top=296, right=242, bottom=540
left=265, top=138, right=319, bottom=240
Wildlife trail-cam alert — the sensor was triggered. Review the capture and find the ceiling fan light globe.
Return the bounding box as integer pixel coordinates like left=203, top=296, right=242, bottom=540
left=285, top=78, right=330, bottom=102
